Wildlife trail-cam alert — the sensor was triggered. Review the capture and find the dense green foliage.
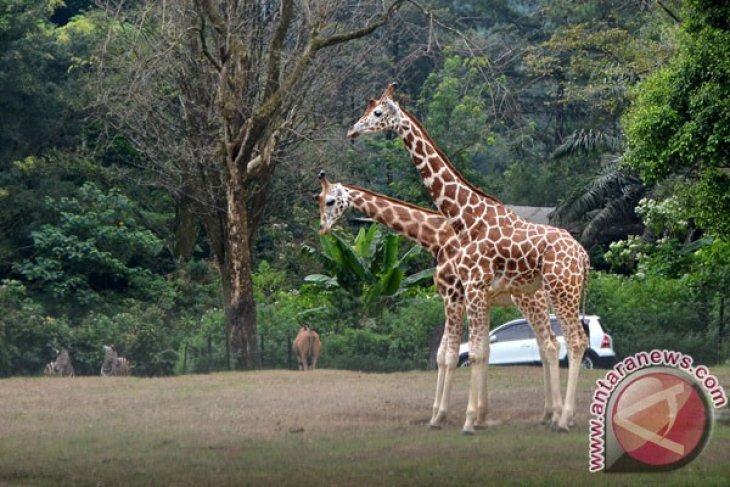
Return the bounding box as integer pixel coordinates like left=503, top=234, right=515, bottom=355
left=624, top=0, right=730, bottom=238
left=0, top=0, right=727, bottom=376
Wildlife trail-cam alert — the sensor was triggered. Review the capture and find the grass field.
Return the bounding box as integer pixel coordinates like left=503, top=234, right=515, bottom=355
left=1, top=365, right=728, bottom=486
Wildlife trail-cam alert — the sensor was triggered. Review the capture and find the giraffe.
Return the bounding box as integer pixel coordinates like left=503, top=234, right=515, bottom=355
left=315, top=170, right=559, bottom=430
left=347, top=83, right=590, bottom=433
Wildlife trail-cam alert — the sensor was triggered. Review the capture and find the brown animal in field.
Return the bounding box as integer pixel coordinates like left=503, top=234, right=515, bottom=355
left=292, top=326, right=321, bottom=371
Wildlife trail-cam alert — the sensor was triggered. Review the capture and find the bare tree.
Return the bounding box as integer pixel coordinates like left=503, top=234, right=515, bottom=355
left=94, top=0, right=406, bottom=369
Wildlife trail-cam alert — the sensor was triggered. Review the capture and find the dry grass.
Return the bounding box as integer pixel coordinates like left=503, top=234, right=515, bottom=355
left=1, top=366, right=728, bottom=486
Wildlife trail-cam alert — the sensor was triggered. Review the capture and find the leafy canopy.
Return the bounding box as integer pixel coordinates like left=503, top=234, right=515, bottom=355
left=623, top=1, right=730, bottom=238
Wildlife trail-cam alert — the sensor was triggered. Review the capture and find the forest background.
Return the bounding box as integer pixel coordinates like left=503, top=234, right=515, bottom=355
left=1, top=0, right=728, bottom=376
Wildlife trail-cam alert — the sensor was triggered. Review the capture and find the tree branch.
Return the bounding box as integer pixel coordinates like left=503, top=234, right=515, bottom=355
left=252, top=0, right=405, bottom=130
left=197, top=13, right=222, bottom=72
left=655, top=0, right=682, bottom=24
left=264, top=0, right=294, bottom=100
left=196, top=0, right=226, bottom=35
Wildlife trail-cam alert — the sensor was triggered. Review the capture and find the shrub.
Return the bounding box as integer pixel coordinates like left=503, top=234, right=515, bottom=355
left=0, top=280, right=72, bottom=376
left=587, top=272, right=715, bottom=360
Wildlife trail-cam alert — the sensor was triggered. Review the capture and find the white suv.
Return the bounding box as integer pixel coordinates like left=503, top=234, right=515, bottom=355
left=458, top=315, right=616, bottom=369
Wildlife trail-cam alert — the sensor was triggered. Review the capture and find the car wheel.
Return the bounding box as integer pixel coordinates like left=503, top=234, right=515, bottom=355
left=458, top=357, right=470, bottom=368
left=581, top=354, right=595, bottom=369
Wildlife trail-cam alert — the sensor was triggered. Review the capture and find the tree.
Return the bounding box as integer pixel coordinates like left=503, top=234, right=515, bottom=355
left=94, top=0, right=406, bottom=369
left=623, top=1, right=730, bottom=238
left=14, top=182, right=166, bottom=314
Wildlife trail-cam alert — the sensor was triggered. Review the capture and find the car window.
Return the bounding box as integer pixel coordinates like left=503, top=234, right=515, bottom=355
left=550, top=319, right=562, bottom=337
left=549, top=318, right=590, bottom=337
left=494, top=323, right=534, bottom=342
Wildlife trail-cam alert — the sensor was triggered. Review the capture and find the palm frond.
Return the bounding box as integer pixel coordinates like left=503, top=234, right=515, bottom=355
left=581, top=192, right=640, bottom=243
left=550, top=129, right=624, bottom=160
left=552, top=164, right=642, bottom=227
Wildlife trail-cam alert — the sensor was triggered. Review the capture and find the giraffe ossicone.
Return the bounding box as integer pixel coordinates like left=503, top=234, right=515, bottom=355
left=348, top=83, right=591, bottom=433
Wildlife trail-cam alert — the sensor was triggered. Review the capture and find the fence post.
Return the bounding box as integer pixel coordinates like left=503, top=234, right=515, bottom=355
left=260, top=333, right=265, bottom=368
left=207, top=335, right=213, bottom=373
left=719, top=296, right=725, bottom=364
left=183, top=343, right=188, bottom=374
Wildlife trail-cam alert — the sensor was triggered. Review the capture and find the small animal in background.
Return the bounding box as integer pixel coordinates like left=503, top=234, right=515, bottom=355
left=44, top=349, right=75, bottom=377
left=292, top=325, right=321, bottom=371
left=44, top=361, right=57, bottom=377
left=100, top=345, right=132, bottom=376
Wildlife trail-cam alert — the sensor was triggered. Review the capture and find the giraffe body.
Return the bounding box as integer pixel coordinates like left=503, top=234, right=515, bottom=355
left=348, top=84, right=590, bottom=432
left=316, top=173, right=560, bottom=429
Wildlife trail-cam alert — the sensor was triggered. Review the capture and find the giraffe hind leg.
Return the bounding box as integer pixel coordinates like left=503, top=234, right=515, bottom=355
left=512, top=290, right=562, bottom=426
left=552, top=303, right=587, bottom=432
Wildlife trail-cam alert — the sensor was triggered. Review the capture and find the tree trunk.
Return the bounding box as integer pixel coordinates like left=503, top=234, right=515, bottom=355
left=173, top=194, right=199, bottom=261
left=222, top=157, right=260, bottom=370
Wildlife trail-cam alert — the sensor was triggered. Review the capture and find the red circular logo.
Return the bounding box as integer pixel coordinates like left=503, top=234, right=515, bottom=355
left=611, top=371, right=710, bottom=467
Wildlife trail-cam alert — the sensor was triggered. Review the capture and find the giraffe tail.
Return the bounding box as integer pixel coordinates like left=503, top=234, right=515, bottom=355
left=580, top=252, right=591, bottom=324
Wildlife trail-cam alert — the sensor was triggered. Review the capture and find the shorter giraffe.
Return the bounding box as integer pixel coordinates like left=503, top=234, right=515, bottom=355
left=316, top=171, right=561, bottom=429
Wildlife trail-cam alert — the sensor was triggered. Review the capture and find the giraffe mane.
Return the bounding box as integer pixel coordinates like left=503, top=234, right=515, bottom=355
left=400, top=108, right=504, bottom=206
left=342, top=183, right=445, bottom=219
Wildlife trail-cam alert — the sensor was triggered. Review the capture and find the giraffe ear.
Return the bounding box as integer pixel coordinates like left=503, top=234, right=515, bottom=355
left=384, top=99, right=399, bottom=114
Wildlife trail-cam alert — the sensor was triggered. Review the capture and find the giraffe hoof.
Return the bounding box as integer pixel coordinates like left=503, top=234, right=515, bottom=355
left=554, top=423, right=570, bottom=433
left=461, top=428, right=476, bottom=436
left=428, top=422, right=443, bottom=430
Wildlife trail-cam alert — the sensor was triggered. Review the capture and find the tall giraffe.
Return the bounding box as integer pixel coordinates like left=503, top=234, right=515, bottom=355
left=315, top=171, right=559, bottom=429
left=347, top=83, right=590, bottom=433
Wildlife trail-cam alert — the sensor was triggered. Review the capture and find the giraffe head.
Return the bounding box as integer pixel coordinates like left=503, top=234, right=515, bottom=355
left=315, top=170, right=350, bottom=235
left=347, top=83, right=403, bottom=139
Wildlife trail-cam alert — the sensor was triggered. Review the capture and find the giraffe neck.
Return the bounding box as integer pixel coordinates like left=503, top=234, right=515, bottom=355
left=395, top=110, right=511, bottom=233
left=343, top=185, right=445, bottom=255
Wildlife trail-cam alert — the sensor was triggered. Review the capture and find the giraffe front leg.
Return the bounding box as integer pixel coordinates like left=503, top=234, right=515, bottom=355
left=462, top=286, right=488, bottom=435
left=430, top=330, right=449, bottom=428
left=475, top=323, right=490, bottom=428
left=430, top=301, right=465, bottom=429
left=538, top=346, right=553, bottom=424
left=538, top=335, right=563, bottom=428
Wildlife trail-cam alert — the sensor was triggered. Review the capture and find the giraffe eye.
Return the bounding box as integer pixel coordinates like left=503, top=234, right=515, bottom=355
left=325, top=198, right=335, bottom=207
left=373, top=109, right=382, bottom=118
